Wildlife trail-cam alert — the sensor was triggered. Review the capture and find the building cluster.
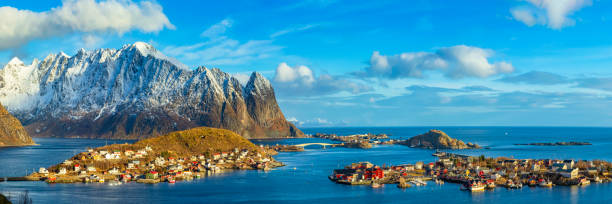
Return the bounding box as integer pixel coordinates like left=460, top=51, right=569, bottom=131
left=35, top=146, right=281, bottom=184
left=329, top=152, right=612, bottom=190
left=432, top=152, right=610, bottom=188
left=329, top=161, right=428, bottom=185
left=313, top=133, right=395, bottom=148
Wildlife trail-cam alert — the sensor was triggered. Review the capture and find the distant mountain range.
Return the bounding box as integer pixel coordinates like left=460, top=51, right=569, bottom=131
left=0, top=42, right=303, bottom=139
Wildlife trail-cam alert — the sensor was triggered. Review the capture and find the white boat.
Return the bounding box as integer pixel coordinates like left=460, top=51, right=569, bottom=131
left=410, top=180, right=426, bottom=186
left=371, top=182, right=382, bottom=188
left=464, top=181, right=485, bottom=192
left=414, top=179, right=427, bottom=186
left=538, top=180, right=553, bottom=187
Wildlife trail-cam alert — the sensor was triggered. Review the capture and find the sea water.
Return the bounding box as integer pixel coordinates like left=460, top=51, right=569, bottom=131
left=1, top=127, right=611, bottom=203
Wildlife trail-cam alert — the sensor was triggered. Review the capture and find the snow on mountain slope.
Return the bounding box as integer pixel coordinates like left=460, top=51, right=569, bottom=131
left=0, top=42, right=303, bottom=139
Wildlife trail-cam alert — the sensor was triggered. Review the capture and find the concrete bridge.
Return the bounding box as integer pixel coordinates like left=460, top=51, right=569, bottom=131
left=293, top=143, right=339, bottom=148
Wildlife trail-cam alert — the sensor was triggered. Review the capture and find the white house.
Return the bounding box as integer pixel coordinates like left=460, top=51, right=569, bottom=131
left=108, top=167, right=120, bottom=175
left=559, top=168, right=579, bottom=179
left=38, top=167, right=49, bottom=174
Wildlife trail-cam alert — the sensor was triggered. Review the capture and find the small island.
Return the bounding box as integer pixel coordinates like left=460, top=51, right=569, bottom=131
left=398, top=130, right=480, bottom=149
left=514, top=141, right=592, bottom=146
left=18, top=127, right=282, bottom=184
left=312, top=133, right=392, bottom=149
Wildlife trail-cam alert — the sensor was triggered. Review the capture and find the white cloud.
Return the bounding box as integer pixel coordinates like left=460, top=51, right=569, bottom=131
left=270, top=24, right=319, bottom=38
left=365, top=45, right=514, bottom=79
left=273, top=63, right=371, bottom=96
left=274, top=62, right=315, bottom=85
left=201, top=18, right=233, bottom=39
left=163, top=19, right=283, bottom=66
left=510, top=0, right=592, bottom=29
left=510, top=7, right=540, bottom=26
left=285, top=117, right=343, bottom=127
left=0, top=0, right=174, bottom=51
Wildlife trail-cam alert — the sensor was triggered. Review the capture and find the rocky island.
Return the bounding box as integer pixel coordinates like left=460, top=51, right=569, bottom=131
left=399, top=130, right=480, bottom=149
left=22, top=127, right=282, bottom=184
left=0, top=103, right=35, bottom=147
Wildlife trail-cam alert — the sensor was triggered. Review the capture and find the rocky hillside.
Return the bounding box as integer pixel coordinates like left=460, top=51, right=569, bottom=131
left=135, top=127, right=265, bottom=155
left=90, top=126, right=268, bottom=157
left=0, top=103, right=35, bottom=147
left=400, top=129, right=480, bottom=149
left=0, top=42, right=303, bottom=139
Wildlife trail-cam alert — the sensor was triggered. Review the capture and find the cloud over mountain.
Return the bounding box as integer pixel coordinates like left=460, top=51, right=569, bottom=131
left=363, top=45, right=514, bottom=79
left=0, top=0, right=174, bottom=51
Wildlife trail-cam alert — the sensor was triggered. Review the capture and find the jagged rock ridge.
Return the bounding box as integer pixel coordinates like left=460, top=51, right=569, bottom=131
left=0, top=103, right=35, bottom=146
left=0, top=42, right=303, bottom=139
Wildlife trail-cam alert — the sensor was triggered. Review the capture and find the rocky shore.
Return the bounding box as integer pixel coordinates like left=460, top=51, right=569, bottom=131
left=398, top=130, right=480, bottom=149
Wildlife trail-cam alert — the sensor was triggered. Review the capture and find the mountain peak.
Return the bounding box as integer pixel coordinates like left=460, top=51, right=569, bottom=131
left=132, top=41, right=155, bottom=53
left=7, top=57, right=24, bottom=66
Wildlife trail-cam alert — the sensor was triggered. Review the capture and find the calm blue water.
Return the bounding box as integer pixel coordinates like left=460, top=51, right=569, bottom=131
left=1, top=127, right=612, bottom=203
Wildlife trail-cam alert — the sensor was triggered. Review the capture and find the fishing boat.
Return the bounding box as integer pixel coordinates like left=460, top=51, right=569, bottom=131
left=538, top=180, right=553, bottom=187
left=594, top=176, right=603, bottom=183
left=415, top=179, right=427, bottom=186
left=506, top=180, right=522, bottom=189
left=485, top=180, right=496, bottom=189
left=371, top=182, right=382, bottom=188
left=98, top=178, right=105, bottom=183
left=579, top=178, right=590, bottom=186
left=168, top=177, right=176, bottom=184
left=462, top=180, right=485, bottom=192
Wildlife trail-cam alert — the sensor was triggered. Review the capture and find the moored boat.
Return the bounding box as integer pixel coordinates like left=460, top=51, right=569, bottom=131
left=462, top=180, right=485, bottom=192
left=579, top=178, right=590, bottom=186
left=538, top=179, right=553, bottom=187
left=485, top=180, right=496, bottom=189
left=371, top=182, right=382, bottom=188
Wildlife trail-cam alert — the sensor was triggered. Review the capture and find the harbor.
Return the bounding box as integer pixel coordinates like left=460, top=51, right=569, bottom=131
left=329, top=152, right=612, bottom=191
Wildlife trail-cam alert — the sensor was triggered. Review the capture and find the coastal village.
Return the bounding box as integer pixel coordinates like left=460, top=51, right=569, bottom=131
left=326, top=130, right=612, bottom=191
left=22, top=127, right=283, bottom=184
left=329, top=152, right=612, bottom=191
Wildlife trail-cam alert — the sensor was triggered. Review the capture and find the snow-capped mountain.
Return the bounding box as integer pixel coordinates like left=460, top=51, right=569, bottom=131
left=0, top=42, right=303, bottom=139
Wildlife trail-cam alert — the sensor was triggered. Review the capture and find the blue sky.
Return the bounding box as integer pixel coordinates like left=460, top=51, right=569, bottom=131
left=1, top=0, right=611, bottom=127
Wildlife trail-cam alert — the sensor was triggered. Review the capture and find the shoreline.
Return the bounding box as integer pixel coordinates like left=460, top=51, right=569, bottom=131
left=0, top=143, right=39, bottom=149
